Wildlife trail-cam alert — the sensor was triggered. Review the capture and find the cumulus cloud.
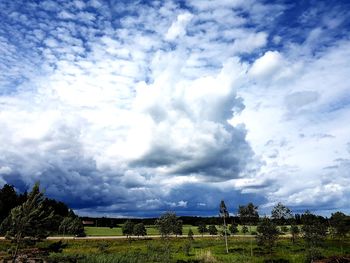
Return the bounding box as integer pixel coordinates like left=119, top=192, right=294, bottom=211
left=165, top=12, right=193, bottom=41
left=0, top=0, right=349, bottom=216
left=249, top=51, right=283, bottom=78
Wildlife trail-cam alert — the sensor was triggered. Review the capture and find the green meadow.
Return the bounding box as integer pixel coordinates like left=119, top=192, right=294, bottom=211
left=84, top=225, right=258, bottom=236
left=1, top=235, right=349, bottom=263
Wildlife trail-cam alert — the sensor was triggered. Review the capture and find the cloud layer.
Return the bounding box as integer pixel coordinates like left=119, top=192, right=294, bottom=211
left=0, top=0, right=349, bottom=216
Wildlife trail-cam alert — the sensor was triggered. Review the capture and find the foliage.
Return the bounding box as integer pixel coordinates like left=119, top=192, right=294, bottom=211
left=271, top=203, right=292, bottom=225
left=302, top=211, right=327, bottom=261
left=122, top=220, right=135, bottom=237
left=133, top=223, right=147, bottom=237
left=155, top=212, right=182, bottom=237
left=238, top=203, right=259, bottom=227
left=0, top=184, right=70, bottom=234
left=208, top=225, right=218, bottom=235
left=330, top=211, right=350, bottom=240
left=59, top=216, right=85, bottom=236
left=0, top=184, right=20, bottom=224
left=280, top=226, right=289, bottom=233
left=256, top=217, right=279, bottom=254
left=290, top=224, right=300, bottom=243
left=0, top=183, right=54, bottom=261
left=329, top=211, right=350, bottom=254
left=2, top=235, right=350, bottom=263
left=197, top=222, right=207, bottom=236
left=174, top=220, right=183, bottom=236
left=187, top=228, right=194, bottom=240
left=229, top=223, right=239, bottom=235
left=183, top=240, right=192, bottom=256
left=242, top=225, right=249, bottom=234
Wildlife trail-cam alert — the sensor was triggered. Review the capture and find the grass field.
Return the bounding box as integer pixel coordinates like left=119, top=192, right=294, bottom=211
left=84, top=225, right=258, bottom=236
left=1, top=236, right=349, bottom=263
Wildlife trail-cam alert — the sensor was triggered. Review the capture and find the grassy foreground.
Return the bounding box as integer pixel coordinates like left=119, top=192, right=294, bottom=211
left=1, top=236, right=349, bottom=263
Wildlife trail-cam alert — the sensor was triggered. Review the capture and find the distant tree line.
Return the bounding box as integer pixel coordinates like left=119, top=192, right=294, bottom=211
left=81, top=213, right=315, bottom=229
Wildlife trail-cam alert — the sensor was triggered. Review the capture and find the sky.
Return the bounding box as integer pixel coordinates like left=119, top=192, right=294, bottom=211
left=0, top=0, right=349, bottom=217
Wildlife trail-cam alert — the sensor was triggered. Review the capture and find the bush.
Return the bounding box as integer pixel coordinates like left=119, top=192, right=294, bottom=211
left=183, top=240, right=192, bottom=256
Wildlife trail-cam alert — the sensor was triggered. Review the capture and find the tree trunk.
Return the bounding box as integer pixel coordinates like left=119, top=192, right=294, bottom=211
left=223, top=216, right=228, bottom=253
left=249, top=225, right=253, bottom=257
left=12, top=240, right=20, bottom=263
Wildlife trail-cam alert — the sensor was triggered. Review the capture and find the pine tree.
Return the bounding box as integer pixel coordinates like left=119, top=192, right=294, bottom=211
left=133, top=223, right=147, bottom=237
left=256, top=217, right=279, bottom=256
left=187, top=228, right=194, bottom=240
left=122, top=220, right=135, bottom=237
left=0, top=183, right=54, bottom=262
left=197, top=222, right=207, bottom=237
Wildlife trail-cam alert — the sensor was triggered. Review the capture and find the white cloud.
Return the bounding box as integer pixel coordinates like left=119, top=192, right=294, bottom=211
left=249, top=51, right=283, bottom=78
left=0, top=166, right=12, bottom=175
left=234, top=39, right=350, bottom=211
left=232, top=31, right=268, bottom=53
left=165, top=12, right=193, bottom=41
left=1, top=0, right=349, bottom=216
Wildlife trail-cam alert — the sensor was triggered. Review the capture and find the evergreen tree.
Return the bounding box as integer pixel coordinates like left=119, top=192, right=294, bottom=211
left=0, top=183, right=54, bottom=261
left=197, top=222, right=207, bottom=237
left=0, top=184, right=20, bottom=224
left=187, top=228, right=194, bottom=240
left=229, top=223, right=239, bottom=235
left=208, top=225, right=218, bottom=235
left=290, top=224, right=300, bottom=244
left=302, top=211, right=327, bottom=261
left=174, top=219, right=183, bottom=236
left=329, top=211, right=350, bottom=253
left=271, top=202, right=292, bottom=225
left=242, top=225, right=248, bottom=234
left=238, top=202, right=259, bottom=256
left=256, top=217, right=279, bottom=255
left=59, top=210, right=85, bottom=237
left=122, top=220, right=135, bottom=237
left=133, top=223, right=147, bottom=237
left=155, top=212, right=181, bottom=238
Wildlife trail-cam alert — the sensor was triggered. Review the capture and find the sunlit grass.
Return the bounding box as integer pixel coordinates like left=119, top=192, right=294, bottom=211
left=84, top=224, right=259, bottom=237
left=1, top=236, right=349, bottom=262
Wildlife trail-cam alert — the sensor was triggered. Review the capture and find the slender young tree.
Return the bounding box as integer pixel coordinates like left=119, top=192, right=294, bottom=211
left=256, top=217, right=279, bottom=256
left=290, top=224, right=300, bottom=244
left=238, top=203, right=259, bottom=256
left=301, top=211, right=327, bottom=261
left=219, top=200, right=229, bottom=253
left=187, top=228, right=194, bottom=240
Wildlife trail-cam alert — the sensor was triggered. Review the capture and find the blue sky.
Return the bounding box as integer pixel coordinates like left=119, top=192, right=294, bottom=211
left=0, top=0, right=350, bottom=217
